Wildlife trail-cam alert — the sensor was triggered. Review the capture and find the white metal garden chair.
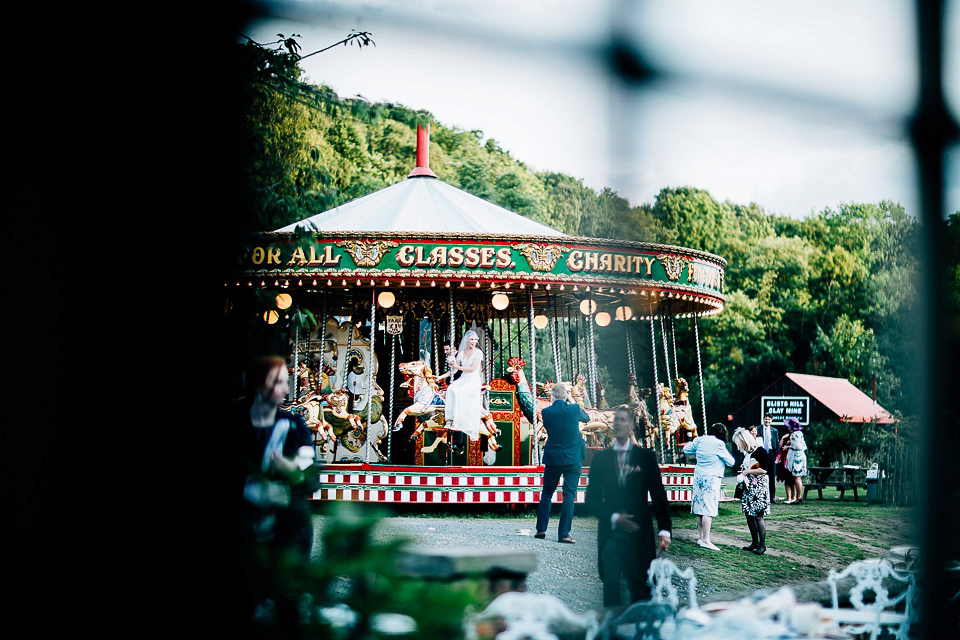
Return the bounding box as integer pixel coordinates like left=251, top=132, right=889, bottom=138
left=647, top=557, right=699, bottom=610
left=825, top=558, right=917, bottom=640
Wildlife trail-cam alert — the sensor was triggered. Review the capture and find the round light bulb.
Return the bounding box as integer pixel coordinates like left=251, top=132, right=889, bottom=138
left=377, top=291, right=396, bottom=309
left=533, top=314, right=549, bottom=329
left=263, top=310, right=279, bottom=324
left=579, top=299, right=597, bottom=315
left=595, top=311, right=611, bottom=327
left=275, top=293, right=293, bottom=310
left=615, top=305, right=633, bottom=321
left=492, top=293, right=510, bottom=310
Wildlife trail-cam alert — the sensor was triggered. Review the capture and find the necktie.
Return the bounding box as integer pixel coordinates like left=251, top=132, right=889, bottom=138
left=618, top=449, right=627, bottom=485
left=764, top=427, right=771, bottom=450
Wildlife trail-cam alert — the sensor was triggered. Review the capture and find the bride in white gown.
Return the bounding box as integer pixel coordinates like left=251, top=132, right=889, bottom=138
left=443, top=330, right=484, bottom=441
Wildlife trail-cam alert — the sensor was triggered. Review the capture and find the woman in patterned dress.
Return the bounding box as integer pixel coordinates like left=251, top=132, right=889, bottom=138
left=683, top=423, right=735, bottom=551
left=732, top=428, right=771, bottom=555
left=782, top=417, right=808, bottom=504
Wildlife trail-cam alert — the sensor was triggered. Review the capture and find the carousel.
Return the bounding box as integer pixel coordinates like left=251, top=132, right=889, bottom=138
left=229, top=125, right=726, bottom=505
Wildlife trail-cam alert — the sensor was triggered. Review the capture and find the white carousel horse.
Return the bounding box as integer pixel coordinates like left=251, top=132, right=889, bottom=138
left=392, top=360, right=500, bottom=452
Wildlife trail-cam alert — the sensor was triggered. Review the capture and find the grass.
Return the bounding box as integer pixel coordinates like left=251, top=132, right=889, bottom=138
left=318, top=485, right=917, bottom=604
left=657, top=486, right=917, bottom=599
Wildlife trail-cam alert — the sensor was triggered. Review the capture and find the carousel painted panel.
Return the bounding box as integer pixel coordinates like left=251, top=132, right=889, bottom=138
left=286, top=317, right=390, bottom=464
left=311, top=464, right=695, bottom=504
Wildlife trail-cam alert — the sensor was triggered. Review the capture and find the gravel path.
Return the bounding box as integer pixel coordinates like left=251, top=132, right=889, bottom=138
left=311, top=513, right=605, bottom=613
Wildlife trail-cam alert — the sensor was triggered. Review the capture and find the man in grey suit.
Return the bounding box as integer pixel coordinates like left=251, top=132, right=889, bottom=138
left=535, top=383, right=590, bottom=543
left=759, top=414, right=779, bottom=501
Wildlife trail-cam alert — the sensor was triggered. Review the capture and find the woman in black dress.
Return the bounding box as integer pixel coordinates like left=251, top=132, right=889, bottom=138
left=238, top=356, right=318, bottom=634
left=732, top=427, right=771, bottom=555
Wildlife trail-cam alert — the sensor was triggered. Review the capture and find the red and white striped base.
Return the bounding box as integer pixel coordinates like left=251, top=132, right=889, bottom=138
left=314, top=464, right=695, bottom=504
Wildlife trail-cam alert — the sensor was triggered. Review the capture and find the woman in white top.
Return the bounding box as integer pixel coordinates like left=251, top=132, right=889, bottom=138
left=683, top=423, right=735, bottom=550
left=443, top=330, right=484, bottom=441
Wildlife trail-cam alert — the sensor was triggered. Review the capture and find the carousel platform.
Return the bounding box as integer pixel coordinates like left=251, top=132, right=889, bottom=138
left=313, top=463, right=696, bottom=505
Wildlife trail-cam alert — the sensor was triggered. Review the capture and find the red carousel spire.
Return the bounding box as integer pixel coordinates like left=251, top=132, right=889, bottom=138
left=407, top=123, right=438, bottom=178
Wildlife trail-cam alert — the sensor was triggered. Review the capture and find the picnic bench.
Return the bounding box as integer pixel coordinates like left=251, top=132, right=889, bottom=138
left=804, top=466, right=868, bottom=501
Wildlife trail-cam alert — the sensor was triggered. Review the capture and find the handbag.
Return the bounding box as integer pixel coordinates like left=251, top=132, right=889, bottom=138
left=734, top=481, right=744, bottom=499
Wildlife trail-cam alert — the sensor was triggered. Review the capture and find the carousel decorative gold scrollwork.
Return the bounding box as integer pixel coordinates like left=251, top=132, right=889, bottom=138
left=657, top=253, right=690, bottom=281
left=337, top=240, right=398, bottom=267
left=514, top=243, right=567, bottom=272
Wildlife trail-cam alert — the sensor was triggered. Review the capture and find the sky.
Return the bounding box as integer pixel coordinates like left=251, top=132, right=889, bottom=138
left=243, top=0, right=960, bottom=219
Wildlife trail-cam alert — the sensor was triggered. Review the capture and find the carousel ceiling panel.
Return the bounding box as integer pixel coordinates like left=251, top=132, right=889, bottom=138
left=274, top=177, right=567, bottom=237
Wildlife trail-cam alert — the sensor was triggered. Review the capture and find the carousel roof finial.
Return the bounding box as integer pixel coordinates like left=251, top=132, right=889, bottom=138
left=407, top=123, right=438, bottom=179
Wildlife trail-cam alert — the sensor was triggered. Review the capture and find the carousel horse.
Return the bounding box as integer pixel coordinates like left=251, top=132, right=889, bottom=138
left=672, top=377, right=698, bottom=443
left=288, top=317, right=388, bottom=462
left=295, top=396, right=336, bottom=450
left=326, top=387, right=365, bottom=433
left=535, top=373, right=618, bottom=445
left=656, top=383, right=679, bottom=437
left=625, top=374, right=655, bottom=446
left=597, top=381, right=609, bottom=409
left=393, top=360, right=500, bottom=452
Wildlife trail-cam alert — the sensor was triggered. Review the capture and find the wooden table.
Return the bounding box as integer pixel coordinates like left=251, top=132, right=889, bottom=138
left=803, top=466, right=867, bottom=501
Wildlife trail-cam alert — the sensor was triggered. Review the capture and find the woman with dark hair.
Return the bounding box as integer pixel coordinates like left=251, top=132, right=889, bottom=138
left=683, top=423, right=734, bottom=551
left=732, top=427, right=771, bottom=554
left=780, top=417, right=808, bottom=504
left=239, top=356, right=318, bottom=634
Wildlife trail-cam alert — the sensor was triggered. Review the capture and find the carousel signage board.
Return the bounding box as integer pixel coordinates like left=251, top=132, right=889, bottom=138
left=761, top=396, right=810, bottom=425
left=244, top=237, right=725, bottom=295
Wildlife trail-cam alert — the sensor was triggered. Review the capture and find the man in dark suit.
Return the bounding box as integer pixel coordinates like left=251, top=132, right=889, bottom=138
left=759, top=414, right=779, bottom=501
left=535, top=383, right=590, bottom=543
left=587, top=406, right=672, bottom=606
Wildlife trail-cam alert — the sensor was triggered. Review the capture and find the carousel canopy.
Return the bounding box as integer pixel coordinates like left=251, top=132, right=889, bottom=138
left=274, top=176, right=567, bottom=236
left=242, top=125, right=726, bottom=319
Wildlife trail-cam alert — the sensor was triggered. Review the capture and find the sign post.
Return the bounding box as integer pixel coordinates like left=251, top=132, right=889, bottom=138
left=761, top=396, right=810, bottom=425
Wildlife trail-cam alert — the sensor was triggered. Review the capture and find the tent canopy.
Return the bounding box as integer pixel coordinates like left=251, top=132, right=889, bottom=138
left=784, top=373, right=894, bottom=423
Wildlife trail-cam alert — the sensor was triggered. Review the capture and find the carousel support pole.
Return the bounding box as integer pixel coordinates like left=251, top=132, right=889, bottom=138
left=312, top=290, right=326, bottom=392
left=388, top=334, right=396, bottom=463
left=669, top=313, right=680, bottom=385
left=658, top=313, right=675, bottom=463
left=366, top=289, right=376, bottom=463
left=588, top=312, right=598, bottom=409
left=292, top=323, right=299, bottom=399
left=659, top=312, right=673, bottom=393
left=693, top=313, right=707, bottom=436
left=432, top=314, right=439, bottom=379
left=549, top=294, right=562, bottom=384
left=340, top=307, right=354, bottom=390
left=528, top=288, right=540, bottom=464
left=566, top=303, right=574, bottom=383
left=650, top=317, right=666, bottom=464
left=498, top=310, right=505, bottom=377
left=449, top=288, right=456, bottom=466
